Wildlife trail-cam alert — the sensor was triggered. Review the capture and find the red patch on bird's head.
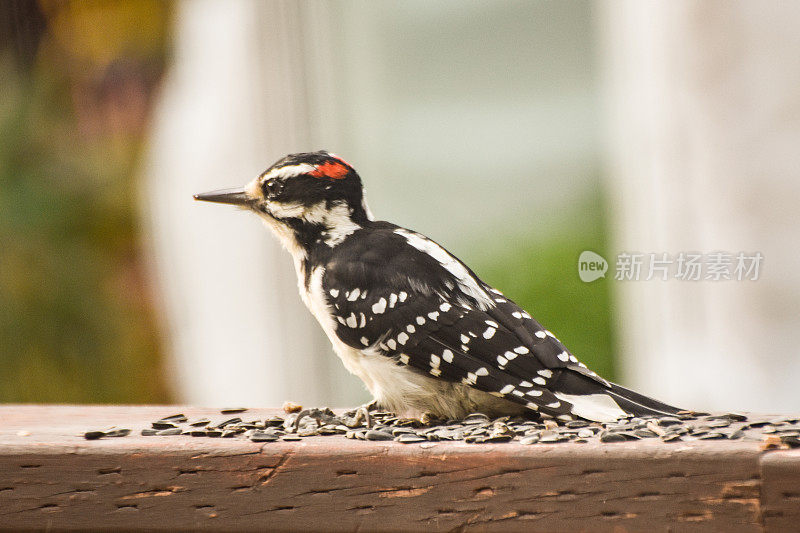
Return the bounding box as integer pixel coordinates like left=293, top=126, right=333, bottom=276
left=310, top=160, right=350, bottom=179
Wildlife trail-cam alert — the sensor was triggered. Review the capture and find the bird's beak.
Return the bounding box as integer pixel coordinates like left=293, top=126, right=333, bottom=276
left=193, top=187, right=254, bottom=207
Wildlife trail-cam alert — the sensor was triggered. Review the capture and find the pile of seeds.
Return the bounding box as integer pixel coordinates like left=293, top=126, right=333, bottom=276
left=83, top=407, right=800, bottom=449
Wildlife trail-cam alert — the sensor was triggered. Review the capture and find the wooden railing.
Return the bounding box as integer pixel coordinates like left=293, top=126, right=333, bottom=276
left=0, top=405, right=797, bottom=531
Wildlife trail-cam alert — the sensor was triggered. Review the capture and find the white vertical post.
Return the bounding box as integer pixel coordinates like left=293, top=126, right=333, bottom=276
left=600, top=1, right=800, bottom=412
left=141, top=0, right=367, bottom=407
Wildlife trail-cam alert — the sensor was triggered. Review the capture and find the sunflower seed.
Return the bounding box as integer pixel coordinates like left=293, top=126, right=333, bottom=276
left=600, top=431, right=628, bottom=443
left=483, top=434, right=514, bottom=443
left=220, top=408, right=248, bottom=414
left=464, top=413, right=491, bottom=425
left=698, top=432, right=727, bottom=440
left=160, top=414, right=188, bottom=423
left=156, top=428, right=182, bottom=436
left=250, top=432, right=278, bottom=442
left=728, top=429, right=745, bottom=440
left=539, top=434, right=569, bottom=443
left=216, top=417, right=242, bottom=428
left=396, top=434, right=426, bottom=443
left=723, top=413, right=748, bottom=422
left=365, top=429, right=394, bottom=440
left=780, top=435, right=800, bottom=448
left=566, top=420, right=589, bottom=428
left=707, top=420, right=731, bottom=429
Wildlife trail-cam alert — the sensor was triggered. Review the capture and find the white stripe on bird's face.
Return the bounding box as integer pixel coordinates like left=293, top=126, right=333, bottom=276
left=262, top=163, right=316, bottom=181
left=261, top=199, right=363, bottom=248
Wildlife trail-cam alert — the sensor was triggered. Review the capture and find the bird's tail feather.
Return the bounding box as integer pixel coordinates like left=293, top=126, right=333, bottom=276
left=604, top=381, right=682, bottom=418
left=550, top=369, right=682, bottom=421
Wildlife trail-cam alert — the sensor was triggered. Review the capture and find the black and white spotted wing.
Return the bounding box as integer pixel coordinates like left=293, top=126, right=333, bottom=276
left=318, top=223, right=620, bottom=420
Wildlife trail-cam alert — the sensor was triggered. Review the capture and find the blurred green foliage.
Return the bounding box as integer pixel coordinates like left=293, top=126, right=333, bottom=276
left=473, top=191, right=617, bottom=381
left=0, top=0, right=171, bottom=403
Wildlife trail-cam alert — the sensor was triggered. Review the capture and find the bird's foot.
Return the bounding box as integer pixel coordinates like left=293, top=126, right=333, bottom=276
left=343, top=400, right=382, bottom=429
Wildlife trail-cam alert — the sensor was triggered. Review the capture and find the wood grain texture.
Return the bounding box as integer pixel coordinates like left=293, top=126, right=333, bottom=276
left=760, top=449, right=800, bottom=532
left=0, top=405, right=796, bottom=532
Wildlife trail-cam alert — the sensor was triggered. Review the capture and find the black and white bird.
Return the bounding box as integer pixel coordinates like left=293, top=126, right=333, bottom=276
left=195, top=151, right=680, bottom=422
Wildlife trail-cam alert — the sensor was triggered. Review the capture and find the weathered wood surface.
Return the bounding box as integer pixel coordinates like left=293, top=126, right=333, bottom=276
left=0, top=405, right=797, bottom=532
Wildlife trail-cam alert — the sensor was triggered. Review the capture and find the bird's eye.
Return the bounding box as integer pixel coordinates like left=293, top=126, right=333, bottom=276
left=264, top=179, right=283, bottom=197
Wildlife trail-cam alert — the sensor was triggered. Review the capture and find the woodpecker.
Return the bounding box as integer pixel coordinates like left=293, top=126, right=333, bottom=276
left=195, top=151, right=680, bottom=422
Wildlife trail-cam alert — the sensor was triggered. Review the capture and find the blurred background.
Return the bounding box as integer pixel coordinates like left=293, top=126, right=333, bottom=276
left=1, top=0, right=797, bottom=412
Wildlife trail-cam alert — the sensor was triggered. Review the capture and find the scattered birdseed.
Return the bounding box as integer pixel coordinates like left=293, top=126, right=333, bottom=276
left=78, top=407, right=800, bottom=450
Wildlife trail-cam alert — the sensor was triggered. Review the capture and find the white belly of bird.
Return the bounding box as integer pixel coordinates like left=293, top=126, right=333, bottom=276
left=299, top=266, right=521, bottom=419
